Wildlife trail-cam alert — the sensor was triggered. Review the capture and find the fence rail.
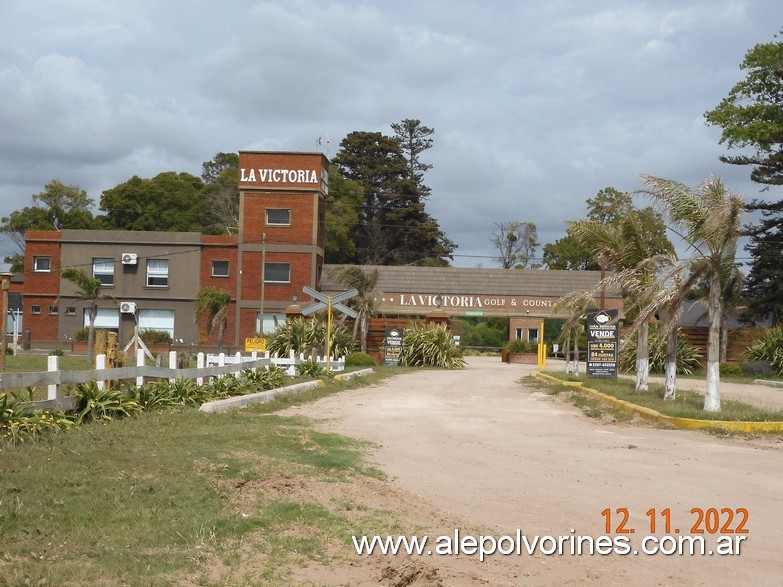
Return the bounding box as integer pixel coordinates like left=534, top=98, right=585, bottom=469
left=2, top=349, right=345, bottom=411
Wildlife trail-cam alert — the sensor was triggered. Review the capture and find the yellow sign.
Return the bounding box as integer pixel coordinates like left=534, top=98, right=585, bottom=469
left=244, top=337, right=267, bottom=352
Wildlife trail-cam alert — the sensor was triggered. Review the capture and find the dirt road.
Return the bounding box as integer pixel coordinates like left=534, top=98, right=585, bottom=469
left=283, top=357, right=783, bottom=585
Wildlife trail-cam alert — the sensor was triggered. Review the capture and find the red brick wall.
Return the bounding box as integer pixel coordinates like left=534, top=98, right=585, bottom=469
left=24, top=232, right=62, bottom=342
left=241, top=193, right=317, bottom=246
left=200, top=235, right=238, bottom=295
left=239, top=251, right=313, bottom=302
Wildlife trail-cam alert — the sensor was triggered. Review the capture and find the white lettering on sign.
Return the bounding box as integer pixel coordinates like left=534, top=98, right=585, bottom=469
left=589, top=329, right=616, bottom=338
left=240, top=168, right=318, bottom=184
left=396, top=294, right=557, bottom=309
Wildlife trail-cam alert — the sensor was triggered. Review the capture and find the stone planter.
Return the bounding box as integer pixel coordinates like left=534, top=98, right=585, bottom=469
left=507, top=352, right=537, bottom=364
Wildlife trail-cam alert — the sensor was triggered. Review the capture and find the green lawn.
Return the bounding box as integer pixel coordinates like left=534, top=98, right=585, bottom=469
left=541, top=372, right=783, bottom=422
left=0, top=368, right=408, bottom=585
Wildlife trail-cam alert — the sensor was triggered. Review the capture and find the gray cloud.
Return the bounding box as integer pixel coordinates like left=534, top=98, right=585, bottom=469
left=0, top=0, right=780, bottom=267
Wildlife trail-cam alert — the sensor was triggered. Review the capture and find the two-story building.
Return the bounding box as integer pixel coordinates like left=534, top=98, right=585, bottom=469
left=22, top=150, right=329, bottom=349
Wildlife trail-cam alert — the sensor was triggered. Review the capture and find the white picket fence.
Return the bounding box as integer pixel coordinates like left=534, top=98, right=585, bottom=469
left=1, top=349, right=345, bottom=411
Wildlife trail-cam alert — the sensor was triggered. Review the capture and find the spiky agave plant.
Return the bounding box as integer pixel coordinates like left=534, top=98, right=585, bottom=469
left=399, top=323, right=465, bottom=369
left=619, top=324, right=702, bottom=375
left=745, top=325, right=783, bottom=376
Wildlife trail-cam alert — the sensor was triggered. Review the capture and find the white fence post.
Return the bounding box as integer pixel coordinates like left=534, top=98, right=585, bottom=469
left=197, top=352, right=205, bottom=386
left=136, top=348, right=145, bottom=387
left=47, top=355, right=59, bottom=400
left=218, top=352, right=226, bottom=379
left=168, top=351, right=177, bottom=382
left=235, top=351, right=242, bottom=367
left=251, top=350, right=258, bottom=373
left=95, top=354, right=107, bottom=391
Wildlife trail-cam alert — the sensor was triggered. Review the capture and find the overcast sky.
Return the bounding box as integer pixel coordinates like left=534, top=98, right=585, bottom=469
left=1, top=1, right=781, bottom=268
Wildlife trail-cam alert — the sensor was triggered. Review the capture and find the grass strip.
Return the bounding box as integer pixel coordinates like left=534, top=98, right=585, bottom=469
left=0, top=366, right=411, bottom=585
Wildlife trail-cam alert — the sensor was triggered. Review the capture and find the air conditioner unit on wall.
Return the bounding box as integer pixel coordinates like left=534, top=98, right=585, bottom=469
left=120, top=301, right=137, bottom=314
left=121, top=253, right=138, bottom=265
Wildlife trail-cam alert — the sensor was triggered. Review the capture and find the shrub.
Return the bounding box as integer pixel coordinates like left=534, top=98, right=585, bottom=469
left=49, top=349, right=65, bottom=356
left=266, top=317, right=356, bottom=358
left=742, top=361, right=777, bottom=379
left=72, top=381, right=141, bottom=424
left=1, top=391, right=72, bottom=445
left=139, top=329, right=173, bottom=345
left=719, top=363, right=744, bottom=378
left=73, top=327, right=89, bottom=342
left=399, top=323, right=465, bottom=369
left=298, top=359, right=325, bottom=378
left=345, top=352, right=376, bottom=367
left=745, top=325, right=783, bottom=376
left=618, top=325, right=702, bottom=375
left=504, top=339, right=537, bottom=353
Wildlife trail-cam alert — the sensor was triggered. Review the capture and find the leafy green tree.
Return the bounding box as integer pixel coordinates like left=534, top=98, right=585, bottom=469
left=61, top=267, right=114, bottom=363
left=332, top=125, right=455, bottom=266
left=641, top=175, right=744, bottom=412
left=201, top=152, right=240, bottom=235
left=325, top=166, right=364, bottom=263
left=193, top=287, right=232, bottom=351
left=1, top=180, right=95, bottom=272
left=98, top=172, right=207, bottom=232
left=490, top=221, right=539, bottom=269
left=542, top=187, right=670, bottom=271
left=704, top=31, right=783, bottom=324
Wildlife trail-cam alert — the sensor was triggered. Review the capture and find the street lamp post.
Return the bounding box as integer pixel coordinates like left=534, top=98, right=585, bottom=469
left=0, top=272, right=12, bottom=372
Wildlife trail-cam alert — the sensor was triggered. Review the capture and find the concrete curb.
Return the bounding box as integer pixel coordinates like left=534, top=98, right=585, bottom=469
left=199, top=380, right=325, bottom=413
left=535, top=373, right=783, bottom=433
left=334, top=368, right=374, bottom=381
left=754, top=379, right=783, bottom=389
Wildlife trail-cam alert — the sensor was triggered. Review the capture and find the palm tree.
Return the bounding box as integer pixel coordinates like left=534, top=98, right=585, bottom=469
left=640, top=175, right=744, bottom=412
left=193, top=287, right=232, bottom=351
left=60, top=267, right=114, bottom=363
left=328, top=266, right=380, bottom=353
left=569, top=209, right=672, bottom=391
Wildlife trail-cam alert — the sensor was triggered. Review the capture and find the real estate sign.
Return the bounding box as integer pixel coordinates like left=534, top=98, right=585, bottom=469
left=384, top=327, right=404, bottom=365
left=585, top=309, right=619, bottom=378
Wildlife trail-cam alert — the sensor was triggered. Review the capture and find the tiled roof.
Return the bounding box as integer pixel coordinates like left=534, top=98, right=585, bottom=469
left=322, top=265, right=621, bottom=298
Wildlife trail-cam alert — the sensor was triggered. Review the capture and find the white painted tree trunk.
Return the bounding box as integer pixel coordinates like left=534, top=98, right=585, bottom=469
left=635, top=320, right=649, bottom=391
left=704, top=269, right=722, bottom=412
left=663, top=326, right=677, bottom=400
left=573, top=330, right=579, bottom=375
left=564, top=337, right=572, bottom=374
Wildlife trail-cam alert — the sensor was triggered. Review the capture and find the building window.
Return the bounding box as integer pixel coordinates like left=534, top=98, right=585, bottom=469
left=138, top=309, right=175, bottom=338
left=146, top=259, right=169, bottom=287
left=48, top=306, right=59, bottom=315
left=65, top=307, right=76, bottom=316
left=256, top=312, right=285, bottom=335
left=515, top=328, right=523, bottom=340
left=83, top=308, right=119, bottom=329
left=211, top=260, right=229, bottom=277
left=31, top=305, right=42, bottom=315
left=528, top=328, right=539, bottom=344
left=33, top=256, right=51, bottom=272
left=93, top=258, right=115, bottom=286
left=264, top=262, right=290, bottom=284
left=266, top=209, right=291, bottom=226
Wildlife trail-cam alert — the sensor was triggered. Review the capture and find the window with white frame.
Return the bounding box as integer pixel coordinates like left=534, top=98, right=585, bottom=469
left=48, top=306, right=59, bottom=315
left=33, top=256, right=51, bottom=272
left=83, top=307, right=119, bottom=329
left=146, top=259, right=169, bottom=287
left=266, top=208, right=291, bottom=226
left=138, top=309, right=175, bottom=337
left=264, top=262, right=290, bottom=283
left=31, top=305, right=42, bottom=315
left=211, top=260, right=229, bottom=277
left=65, top=307, right=76, bottom=316
left=93, top=258, right=114, bottom=286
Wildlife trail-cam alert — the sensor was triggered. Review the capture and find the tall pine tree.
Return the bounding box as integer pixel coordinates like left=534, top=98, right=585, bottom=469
left=705, top=31, right=783, bottom=323
left=332, top=121, right=454, bottom=266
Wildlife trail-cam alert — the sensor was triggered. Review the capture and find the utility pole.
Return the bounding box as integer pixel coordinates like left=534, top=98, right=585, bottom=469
left=259, top=233, right=266, bottom=334
left=0, top=272, right=12, bottom=372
